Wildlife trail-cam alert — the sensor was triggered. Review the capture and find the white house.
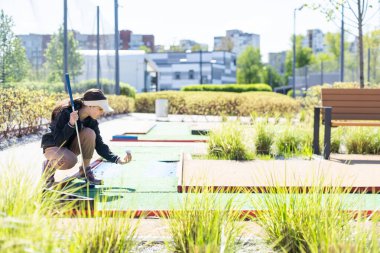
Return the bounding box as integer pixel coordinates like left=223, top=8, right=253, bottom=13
left=78, top=50, right=158, bottom=92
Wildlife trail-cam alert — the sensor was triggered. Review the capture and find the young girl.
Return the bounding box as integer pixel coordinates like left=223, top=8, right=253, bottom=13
left=41, top=88, right=131, bottom=187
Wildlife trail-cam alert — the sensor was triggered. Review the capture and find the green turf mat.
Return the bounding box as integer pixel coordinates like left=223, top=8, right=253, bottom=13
left=109, top=146, right=198, bottom=161
left=116, top=122, right=208, bottom=141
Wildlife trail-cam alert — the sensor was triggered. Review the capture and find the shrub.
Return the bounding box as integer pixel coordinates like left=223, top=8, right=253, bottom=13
left=136, top=91, right=300, bottom=116
left=345, top=128, right=380, bottom=154
left=275, top=125, right=312, bottom=158
left=249, top=180, right=359, bottom=253
left=4, top=79, right=137, bottom=98
left=181, top=83, right=272, bottom=92
left=0, top=87, right=134, bottom=139
left=75, top=79, right=136, bottom=98
left=4, top=81, right=65, bottom=93
left=166, top=187, right=245, bottom=253
left=208, top=122, right=253, bottom=160
left=107, top=95, right=135, bottom=114
left=254, top=122, right=274, bottom=155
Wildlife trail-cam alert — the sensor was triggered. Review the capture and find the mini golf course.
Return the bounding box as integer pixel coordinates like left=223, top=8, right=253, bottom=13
left=67, top=121, right=380, bottom=216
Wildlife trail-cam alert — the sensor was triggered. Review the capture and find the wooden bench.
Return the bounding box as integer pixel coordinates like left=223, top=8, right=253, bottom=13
left=313, top=88, right=380, bottom=159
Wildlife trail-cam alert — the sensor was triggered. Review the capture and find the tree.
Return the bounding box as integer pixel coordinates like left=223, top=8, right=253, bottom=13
left=324, top=32, right=342, bottom=60
left=214, top=37, right=234, bottom=52
left=138, top=45, right=152, bottom=53
left=316, top=0, right=379, bottom=88
left=284, top=35, right=313, bottom=84
left=237, top=46, right=264, bottom=84
left=168, top=44, right=183, bottom=52
left=44, top=26, right=83, bottom=82
left=0, top=10, right=29, bottom=83
left=262, top=65, right=284, bottom=88
left=364, top=29, right=380, bottom=82
left=191, top=44, right=208, bottom=52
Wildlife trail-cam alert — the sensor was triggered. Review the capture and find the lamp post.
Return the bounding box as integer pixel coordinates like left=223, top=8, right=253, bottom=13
left=114, top=0, right=120, bottom=95
left=199, top=50, right=203, bottom=84
left=292, top=4, right=305, bottom=98
left=210, top=59, right=216, bottom=84
left=63, top=0, right=68, bottom=92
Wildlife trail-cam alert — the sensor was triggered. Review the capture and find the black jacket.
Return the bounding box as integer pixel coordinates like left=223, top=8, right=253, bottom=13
left=41, top=104, right=119, bottom=163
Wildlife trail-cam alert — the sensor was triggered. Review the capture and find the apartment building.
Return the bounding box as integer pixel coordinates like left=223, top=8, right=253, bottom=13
left=214, top=29, right=260, bottom=55
left=148, top=51, right=237, bottom=90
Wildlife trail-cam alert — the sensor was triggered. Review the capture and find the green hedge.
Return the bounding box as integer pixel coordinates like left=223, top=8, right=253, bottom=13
left=75, top=79, right=136, bottom=98
left=181, top=83, right=272, bottom=92
left=136, top=91, right=299, bottom=116
left=3, top=79, right=136, bottom=98
left=0, top=87, right=134, bottom=139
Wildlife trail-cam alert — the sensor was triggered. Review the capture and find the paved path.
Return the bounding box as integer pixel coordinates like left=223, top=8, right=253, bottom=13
left=181, top=153, right=380, bottom=192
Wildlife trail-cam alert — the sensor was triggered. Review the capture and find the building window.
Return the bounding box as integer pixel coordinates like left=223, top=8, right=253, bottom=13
left=188, top=70, right=194, bottom=79
left=174, top=72, right=181, bottom=80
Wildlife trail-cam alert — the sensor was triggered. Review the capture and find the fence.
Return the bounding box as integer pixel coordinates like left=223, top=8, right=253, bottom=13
left=275, top=48, right=380, bottom=95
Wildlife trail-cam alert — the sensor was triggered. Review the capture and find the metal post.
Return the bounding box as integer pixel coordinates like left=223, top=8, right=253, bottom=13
left=340, top=5, right=344, bottom=82
left=200, top=50, right=203, bottom=84
left=63, top=0, right=68, bottom=91
left=292, top=8, right=296, bottom=98
left=211, top=62, right=213, bottom=84
left=97, top=6, right=100, bottom=89
left=321, top=60, right=324, bottom=84
left=368, top=48, right=371, bottom=83
left=313, top=107, right=320, bottom=155
left=305, top=66, right=308, bottom=92
left=114, top=0, right=120, bottom=95
left=324, top=107, right=332, bottom=159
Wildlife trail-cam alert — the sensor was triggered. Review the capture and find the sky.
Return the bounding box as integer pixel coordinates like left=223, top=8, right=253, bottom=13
left=1, top=0, right=380, bottom=62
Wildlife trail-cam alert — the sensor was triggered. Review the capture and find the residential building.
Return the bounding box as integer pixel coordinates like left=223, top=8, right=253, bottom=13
left=74, top=33, right=114, bottom=50
left=18, top=29, right=155, bottom=69
left=148, top=51, right=237, bottom=90
left=120, top=29, right=155, bottom=52
left=214, top=29, right=260, bottom=55
left=268, top=51, right=287, bottom=75
left=77, top=50, right=158, bottom=92
left=154, top=45, right=166, bottom=52
left=179, top=39, right=208, bottom=51
left=17, top=34, right=51, bottom=70
left=303, top=29, right=324, bottom=54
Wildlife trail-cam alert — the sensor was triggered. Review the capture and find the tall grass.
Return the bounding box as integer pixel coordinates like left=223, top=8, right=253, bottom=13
left=208, top=122, right=254, bottom=160
left=0, top=161, right=139, bottom=253
left=249, top=176, right=379, bottom=253
left=166, top=187, right=246, bottom=253
left=69, top=215, right=138, bottom=253
left=0, top=163, right=66, bottom=252
left=274, top=125, right=312, bottom=158
left=345, top=127, right=380, bottom=154
left=254, top=122, right=274, bottom=155
left=330, top=127, right=344, bottom=154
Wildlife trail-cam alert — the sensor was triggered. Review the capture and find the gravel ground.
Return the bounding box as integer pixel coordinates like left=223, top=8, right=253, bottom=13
left=133, top=237, right=275, bottom=253
left=0, top=131, right=46, bottom=151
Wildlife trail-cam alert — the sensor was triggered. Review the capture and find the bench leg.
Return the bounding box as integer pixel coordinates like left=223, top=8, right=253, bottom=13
left=324, top=107, right=332, bottom=159
left=313, top=107, right=320, bottom=155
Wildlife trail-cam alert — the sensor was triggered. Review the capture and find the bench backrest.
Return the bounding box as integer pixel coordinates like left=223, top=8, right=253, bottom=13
left=321, top=88, right=380, bottom=120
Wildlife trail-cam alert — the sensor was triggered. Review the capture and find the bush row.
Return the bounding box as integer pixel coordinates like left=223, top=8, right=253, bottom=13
left=0, top=87, right=134, bottom=139
left=3, top=79, right=136, bottom=98
left=135, top=91, right=300, bottom=116
left=181, top=83, right=272, bottom=92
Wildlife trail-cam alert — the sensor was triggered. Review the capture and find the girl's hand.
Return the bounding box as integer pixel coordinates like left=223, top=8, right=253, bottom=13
left=118, top=151, right=132, bottom=165
left=69, top=111, right=79, bottom=126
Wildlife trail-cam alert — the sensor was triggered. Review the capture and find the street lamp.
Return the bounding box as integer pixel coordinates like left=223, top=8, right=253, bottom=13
left=199, top=49, right=203, bottom=84
left=210, top=59, right=216, bottom=84
left=292, top=4, right=305, bottom=98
